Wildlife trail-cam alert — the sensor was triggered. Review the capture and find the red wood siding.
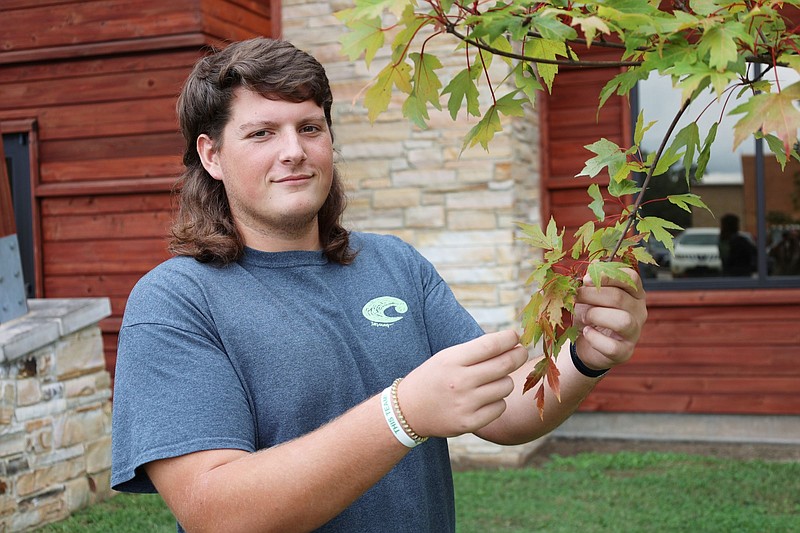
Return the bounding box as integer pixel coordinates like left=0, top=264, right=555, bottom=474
left=540, top=48, right=800, bottom=415
left=0, top=0, right=277, bottom=379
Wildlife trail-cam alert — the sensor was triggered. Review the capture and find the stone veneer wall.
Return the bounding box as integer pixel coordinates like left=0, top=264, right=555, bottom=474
left=0, top=298, right=113, bottom=532
left=282, top=0, right=542, bottom=333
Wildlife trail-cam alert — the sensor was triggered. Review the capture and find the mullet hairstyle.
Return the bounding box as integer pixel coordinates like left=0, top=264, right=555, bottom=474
left=170, top=37, right=355, bottom=265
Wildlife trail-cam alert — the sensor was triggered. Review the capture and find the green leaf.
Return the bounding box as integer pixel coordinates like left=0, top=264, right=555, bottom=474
left=636, top=216, right=683, bottom=252
left=762, top=133, right=790, bottom=169
left=587, top=261, right=638, bottom=291
left=608, top=177, right=642, bottom=198
left=695, top=122, right=718, bottom=181
left=524, top=38, right=568, bottom=93
left=516, top=221, right=552, bottom=250
left=442, top=68, right=481, bottom=120
left=363, top=61, right=412, bottom=122
left=462, top=92, right=526, bottom=151
left=587, top=184, right=605, bottom=221
left=402, top=92, right=429, bottom=129
left=514, top=63, right=543, bottom=105
left=697, top=22, right=750, bottom=72
left=600, top=68, right=648, bottom=108
left=408, top=52, right=443, bottom=110
left=576, top=138, right=626, bottom=179
left=633, top=110, right=656, bottom=146
left=337, top=15, right=385, bottom=67
left=667, top=193, right=712, bottom=214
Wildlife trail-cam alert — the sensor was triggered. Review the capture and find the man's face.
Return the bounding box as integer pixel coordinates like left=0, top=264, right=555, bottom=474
left=198, top=87, right=334, bottom=249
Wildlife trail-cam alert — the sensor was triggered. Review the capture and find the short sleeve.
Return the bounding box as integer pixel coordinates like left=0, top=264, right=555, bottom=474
left=111, top=263, right=256, bottom=493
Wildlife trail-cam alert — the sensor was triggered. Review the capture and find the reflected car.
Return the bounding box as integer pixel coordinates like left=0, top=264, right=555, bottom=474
left=670, top=227, right=721, bottom=276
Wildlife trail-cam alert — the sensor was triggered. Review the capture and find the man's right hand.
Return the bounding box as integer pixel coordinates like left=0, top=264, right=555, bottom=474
left=397, top=330, right=528, bottom=438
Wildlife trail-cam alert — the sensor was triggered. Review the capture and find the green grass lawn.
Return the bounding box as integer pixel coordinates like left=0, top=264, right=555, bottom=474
left=34, top=452, right=799, bottom=532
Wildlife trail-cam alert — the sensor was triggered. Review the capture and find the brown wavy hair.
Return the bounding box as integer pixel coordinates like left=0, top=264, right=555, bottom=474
left=170, top=38, right=355, bottom=265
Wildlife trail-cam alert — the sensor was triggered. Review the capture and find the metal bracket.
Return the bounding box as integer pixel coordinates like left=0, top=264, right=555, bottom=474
left=0, top=233, right=29, bottom=323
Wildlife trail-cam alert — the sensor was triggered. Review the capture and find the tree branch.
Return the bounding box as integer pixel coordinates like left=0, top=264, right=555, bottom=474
left=608, top=98, right=693, bottom=260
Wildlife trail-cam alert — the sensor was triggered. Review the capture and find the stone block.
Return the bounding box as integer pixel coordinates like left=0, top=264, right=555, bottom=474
left=16, top=461, right=73, bottom=497
left=447, top=210, right=497, bottom=230
left=15, top=379, right=40, bottom=407
left=405, top=206, right=445, bottom=228
left=393, top=169, right=457, bottom=188
left=63, top=477, right=91, bottom=513
left=15, top=399, right=67, bottom=422
left=54, top=328, right=104, bottom=380
left=58, top=405, right=109, bottom=448
left=0, top=426, right=26, bottom=458
left=372, top=188, right=420, bottom=209
left=85, top=436, right=111, bottom=475
left=0, top=494, right=16, bottom=518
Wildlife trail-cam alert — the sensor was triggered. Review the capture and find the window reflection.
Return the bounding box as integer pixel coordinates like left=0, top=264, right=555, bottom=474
left=637, top=69, right=800, bottom=281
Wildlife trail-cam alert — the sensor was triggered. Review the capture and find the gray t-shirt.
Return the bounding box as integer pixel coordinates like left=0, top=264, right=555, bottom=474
left=111, top=232, right=484, bottom=532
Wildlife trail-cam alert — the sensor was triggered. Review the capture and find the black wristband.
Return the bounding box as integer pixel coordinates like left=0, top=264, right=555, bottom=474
left=570, top=342, right=609, bottom=378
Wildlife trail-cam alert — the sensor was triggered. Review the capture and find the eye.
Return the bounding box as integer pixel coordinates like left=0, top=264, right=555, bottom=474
left=251, top=130, right=270, bottom=138
left=300, top=124, right=324, bottom=134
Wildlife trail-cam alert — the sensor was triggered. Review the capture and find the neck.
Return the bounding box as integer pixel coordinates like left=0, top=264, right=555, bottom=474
left=238, top=219, right=322, bottom=253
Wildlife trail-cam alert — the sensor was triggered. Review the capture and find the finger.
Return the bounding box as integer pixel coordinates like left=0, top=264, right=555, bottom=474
left=580, top=326, right=635, bottom=363
left=583, top=268, right=645, bottom=299
left=577, top=284, right=638, bottom=311
left=457, top=330, right=521, bottom=366
left=582, top=306, right=639, bottom=342
left=467, top=345, right=529, bottom=384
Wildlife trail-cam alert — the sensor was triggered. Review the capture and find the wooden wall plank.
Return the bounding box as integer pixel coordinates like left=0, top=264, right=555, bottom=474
left=1, top=0, right=202, bottom=52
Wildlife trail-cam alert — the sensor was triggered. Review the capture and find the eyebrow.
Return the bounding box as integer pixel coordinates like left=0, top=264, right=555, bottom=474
left=236, top=115, right=328, bottom=134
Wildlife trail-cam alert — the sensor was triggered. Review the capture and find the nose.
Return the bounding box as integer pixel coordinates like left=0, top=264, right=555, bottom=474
left=280, top=131, right=307, bottom=165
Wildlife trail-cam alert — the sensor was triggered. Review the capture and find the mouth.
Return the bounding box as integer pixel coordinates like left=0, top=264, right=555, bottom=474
left=272, top=174, right=313, bottom=184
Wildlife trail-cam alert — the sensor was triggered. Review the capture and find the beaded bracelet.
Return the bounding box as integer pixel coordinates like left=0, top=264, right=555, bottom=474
left=380, top=378, right=428, bottom=448
left=390, top=378, right=428, bottom=446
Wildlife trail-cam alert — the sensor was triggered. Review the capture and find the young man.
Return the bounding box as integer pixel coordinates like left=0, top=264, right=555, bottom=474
left=111, top=38, right=648, bottom=532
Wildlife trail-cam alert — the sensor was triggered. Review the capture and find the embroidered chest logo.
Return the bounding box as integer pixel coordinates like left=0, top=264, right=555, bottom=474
left=362, top=296, right=408, bottom=328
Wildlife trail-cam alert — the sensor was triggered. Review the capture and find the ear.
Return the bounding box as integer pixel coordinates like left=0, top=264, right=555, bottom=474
left=197, top=134, right=223, bottom=181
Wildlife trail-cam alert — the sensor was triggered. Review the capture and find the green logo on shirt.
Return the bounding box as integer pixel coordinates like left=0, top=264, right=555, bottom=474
left=362, top=296, right=408, bottom=327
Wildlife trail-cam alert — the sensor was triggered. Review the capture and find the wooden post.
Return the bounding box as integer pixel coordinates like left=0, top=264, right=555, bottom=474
left=0, top=125, right=29, bottom=322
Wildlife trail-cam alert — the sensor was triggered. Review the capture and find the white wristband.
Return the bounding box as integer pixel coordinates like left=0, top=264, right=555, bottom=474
left=380, top=386, right=419, bottom=448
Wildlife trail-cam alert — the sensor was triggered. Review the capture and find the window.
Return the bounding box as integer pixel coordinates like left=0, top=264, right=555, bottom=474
left=633, top=68, right=800, bottom=289
left=3, top=131, right=35, bottom=298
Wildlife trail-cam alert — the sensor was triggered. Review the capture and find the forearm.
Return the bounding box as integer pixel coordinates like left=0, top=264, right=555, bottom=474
left=474, top=342, right=602, bottom=445
left=149, top=394, right=410, bottom=533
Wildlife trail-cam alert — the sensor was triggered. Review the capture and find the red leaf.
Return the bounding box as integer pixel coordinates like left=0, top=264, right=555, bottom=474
left=546, top=360, right=561, bottom=402
left=522, top=358, right=548, bottom=394
left=535, top=384, right=546, bottom=421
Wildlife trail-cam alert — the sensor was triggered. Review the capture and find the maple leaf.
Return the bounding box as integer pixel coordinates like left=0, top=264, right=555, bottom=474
left=546, top=358, right=561, bottom=402
left=667, top=194, right=712, bottom=215
left=697, top=22, right=752, bottom=72
left=408, top=53, right=443, bottom=110
left=441, top=68, right=481, bottom=120
left=524, top=38, right=568, bottom=93
left=636, top=216, right=683, bottom=253
left=462, top=92, right=527, bottom=151
left=364, top=61, right=411, bottom=123
left=534, top=383, right=546, bottom=421
left=523, top=358, right=548, bottom=394
left=570, top=15, right=611, bottom=47
left=337, top=15, right=385, bottom=67
left=587, top=183, right=605, bottom=221
left=576, top=138, right=627, bottom=180
left=730, top=82, right=800, bottom=156
left=587, top=261, right=638, bottom=291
